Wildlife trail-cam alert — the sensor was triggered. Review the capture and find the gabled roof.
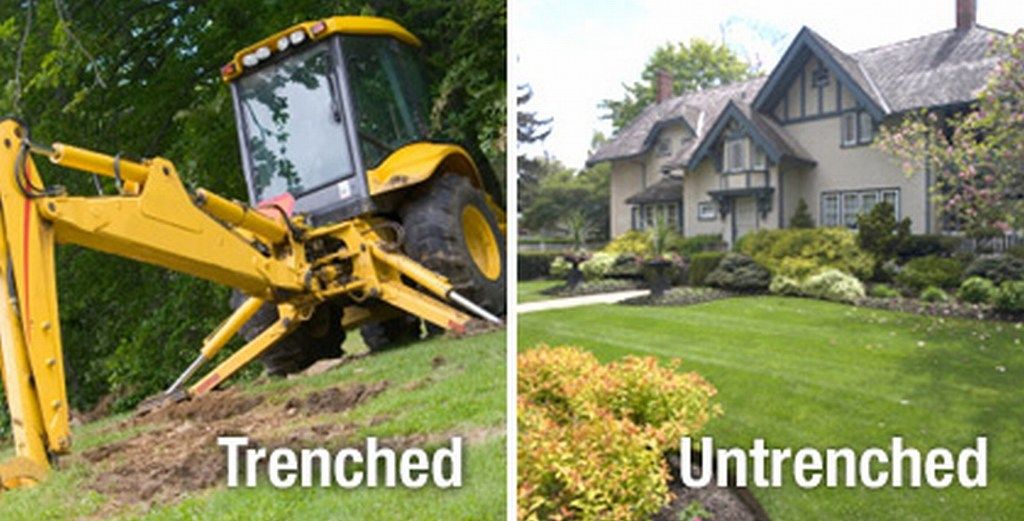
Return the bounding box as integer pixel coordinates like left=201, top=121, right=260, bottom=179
left=586, top=77, right=764, bottom=166
left=624, top=177, right=683, bottom=205
left=687, top=101, right=815, bottom=171
left=751, top=27, right=888, bottom=118
left=588, top=24, right=1005, bottom=168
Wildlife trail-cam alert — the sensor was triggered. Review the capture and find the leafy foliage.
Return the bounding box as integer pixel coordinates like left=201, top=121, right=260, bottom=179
left=856, top=202, right=911, bottom=273
left=789, top=198, right=814, bottom=228
left=958, top=276, right=997, bottom=304
left=0, top=0, right=505, bottom=411
left=994, top=281, right=1024, bottom=313
left=736, top=228, right=875, bottom=280
left=519, top=157, right=610, bottom=242
left=920, top=286, right=949, bottom=303
left=705, top=253, right=771, bottom=292
left=800, top=269, right=866, bottom=303
left=895, top=234, right=963, bottom=261
left=517, top=252, right=561, bottom=281
left=549, top=256, right=571, bottom=279
left=869, top=284, right=901, bottom=299
left=518, top=346, right=721, bottom=520
left=769, top=275, right=802, bottom=296
left=604, top=230, right=655, bottom=257
left=874, top=30, right=1024, bottom=236
left=599, top=39, right=755, bottom=131
left=963, top=255, right=1024, bottom=285
left=895, top=256, right=965, bottom=292
left=667, top=233, right=725, bottom=257
left=579, top=252, right=618, bottom=281
left=688, top=252, right=725, bottom=287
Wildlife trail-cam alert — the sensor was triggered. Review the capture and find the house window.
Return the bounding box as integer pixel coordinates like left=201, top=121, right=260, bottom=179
left=812, top=66, right=829, bottom=88
left=842, top=111, right=873, bottom=146
left=724, top=139, right=747, bottom=172
left=657, top=138, right=671, bottom=157
left=751, top=146, right=767, bottom=170
left=821, top=189, right=900, bottom=228
left=858, top=112, right=873, bottom=143
left=633, top=203, right=681, bottom=231
left=697, top=201, right=717, bottom=221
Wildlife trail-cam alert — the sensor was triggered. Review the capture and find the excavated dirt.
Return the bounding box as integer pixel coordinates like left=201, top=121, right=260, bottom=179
left=80, top=381, right=389, bottom=509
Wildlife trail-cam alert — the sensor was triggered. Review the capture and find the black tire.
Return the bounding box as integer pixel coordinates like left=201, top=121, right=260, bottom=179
left=400, top=173, right=506, bottom=315
left=360, top=313, right=423, bottom=352
left=229, top=291, right=345, bottom=376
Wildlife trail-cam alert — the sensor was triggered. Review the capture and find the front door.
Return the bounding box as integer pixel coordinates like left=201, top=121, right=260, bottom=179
left=732, top=196, right=758, bottom=244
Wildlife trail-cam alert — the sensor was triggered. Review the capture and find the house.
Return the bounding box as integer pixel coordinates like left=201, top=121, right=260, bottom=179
left=588, top=0, right=1006, bottom=245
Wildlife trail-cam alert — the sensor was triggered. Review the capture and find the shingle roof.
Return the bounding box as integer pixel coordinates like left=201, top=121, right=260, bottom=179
left=586, top=77, right=765, bottom=166
left=588, top=25, right=1005, bottom=168
left=853, top=25, right=1004, bottom=112
left=624, top=177, right=683, bottom=205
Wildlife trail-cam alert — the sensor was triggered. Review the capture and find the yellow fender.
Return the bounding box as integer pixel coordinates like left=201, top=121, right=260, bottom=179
left=367, top=143, right=483, bottom=198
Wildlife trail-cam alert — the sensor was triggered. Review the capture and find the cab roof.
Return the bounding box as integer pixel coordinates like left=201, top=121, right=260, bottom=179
left=221, top=16, right=421, bottom=81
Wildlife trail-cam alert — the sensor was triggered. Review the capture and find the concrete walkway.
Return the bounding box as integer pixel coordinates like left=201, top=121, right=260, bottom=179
left=518, top=289, right=649, bottom=314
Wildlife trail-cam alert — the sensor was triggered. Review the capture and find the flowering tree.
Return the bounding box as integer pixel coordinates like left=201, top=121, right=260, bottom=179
left=875, top=30, right=1024, bottom=237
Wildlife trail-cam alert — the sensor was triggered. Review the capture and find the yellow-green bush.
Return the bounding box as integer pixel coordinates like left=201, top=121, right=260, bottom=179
left=737, top=228, right=875, bottom=280
left=518, top=346, right=721, bottom=520
left=603, top=230, right=654, bottom=257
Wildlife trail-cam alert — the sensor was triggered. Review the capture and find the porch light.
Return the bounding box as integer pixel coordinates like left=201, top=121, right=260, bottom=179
left=289, top=30, right=306, bottom=45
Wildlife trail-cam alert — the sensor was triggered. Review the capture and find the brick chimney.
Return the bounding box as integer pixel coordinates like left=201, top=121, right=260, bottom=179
left=655, top=70, right=673, bottom=103
left=956, top=0, right=976, bottom=30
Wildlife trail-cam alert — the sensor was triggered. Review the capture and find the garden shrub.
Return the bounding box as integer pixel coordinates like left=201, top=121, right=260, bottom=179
left=603, top=230, right=654, bottom=257
left=869, top=284, right=901, bottom=299
left=688, top=252, right=725, bottom=286
left=517, top=252, right=561, bottom=280
left=517, top=346, right=721, bottom=520
left=705, top=253, right=771, bottom=292
left=549, top=256, right=571, bottom=279
left=920, top=286, right=949, bottom=303
left=895, top=255, right=964, bottom=291
left=800, top=269, right=865, bottom=303
left=789, top=198, right=814, bottom=228
left=856, top=202, right=911, bottom=268
left=667, top=234, right=725, bottom=256
left=994, top=281, right=1024, bottom=313
left=579, top=252, right=618, bottom=281
left=957, top=277, right=997, bottom=304
left=768, top=275, right=802, bottom=296
left=736, top=228, right=874, bottom=280
left=963, top=255, right=1024, bottom=285
left=895, top=234, right=963, bottom=261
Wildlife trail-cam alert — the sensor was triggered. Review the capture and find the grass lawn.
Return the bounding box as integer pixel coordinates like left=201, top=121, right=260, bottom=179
left=517, top=279, right=562, bottom=303
left=0, top=331, right=506, bottom=520
left=518, top=296, right=1023, bottom=520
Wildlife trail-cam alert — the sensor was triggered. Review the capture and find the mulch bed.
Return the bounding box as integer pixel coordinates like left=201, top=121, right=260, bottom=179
left=541, top=279, right=644, bottom=298
left=857, top=297, right=1023, bottom=322
left=654, top=453, right=768, bottom=521
left=622, top=287, right=735, bottom=307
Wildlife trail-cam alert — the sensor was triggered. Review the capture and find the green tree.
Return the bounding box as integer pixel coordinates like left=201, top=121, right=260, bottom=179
left=789, top=198, right=815, bottom=228
left=875, top=30, right=1024, bottom=237
left=520, top=159, right=610, bottom=242
left=599, top=39, right=755, bottom=131
left=857, top=201, right=911, bottom=277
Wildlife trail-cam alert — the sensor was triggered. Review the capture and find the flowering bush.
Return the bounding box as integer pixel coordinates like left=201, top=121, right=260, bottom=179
left=579, top=252, right=619, bottom=281
left=518, top=346, right=721, bottom=520
left=958, top=276, right=997, bottom=304
left=549, top=256, right=571, bottom=279
left=800, top=269, right=866, bottom=303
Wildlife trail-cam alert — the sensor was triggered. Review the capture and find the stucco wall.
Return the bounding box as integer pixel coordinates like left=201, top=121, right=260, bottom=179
left=783, top=116, right=932, bottom=233
left=683, top=160, right=723, bottom=237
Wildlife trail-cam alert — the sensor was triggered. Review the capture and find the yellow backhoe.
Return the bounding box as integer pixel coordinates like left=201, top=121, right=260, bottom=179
left=0, top=16, right=505, bottom=490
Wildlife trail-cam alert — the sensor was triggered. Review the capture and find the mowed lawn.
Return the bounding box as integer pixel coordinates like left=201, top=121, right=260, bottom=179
left=0, top=332, right=506, bottom=521
left=518, top=295, right=1024, bottom=520
left=517, top=279, right=562, bottom=303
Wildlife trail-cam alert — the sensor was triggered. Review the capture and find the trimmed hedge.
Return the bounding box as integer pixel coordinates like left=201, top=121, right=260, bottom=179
left=688, top=252, right=725, bottom=287
left=895, top=255, right=964, bottom=292
left=667, top=234, right=725, bottom=256
left=736, top=228, right=875, bottom=280
left=958, top=276, right=997, bottom=304
left=518, top=252, right=561, bottom=280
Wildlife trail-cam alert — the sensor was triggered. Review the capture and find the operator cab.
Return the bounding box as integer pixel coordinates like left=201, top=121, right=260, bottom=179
left=222, top=17, right=431, bottom=225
